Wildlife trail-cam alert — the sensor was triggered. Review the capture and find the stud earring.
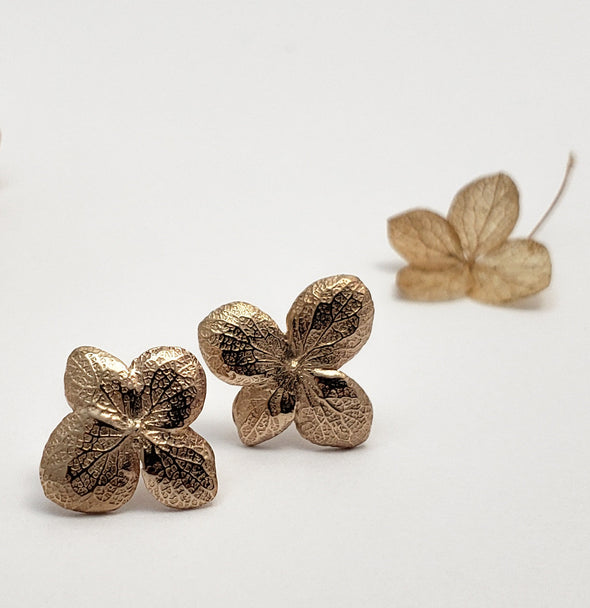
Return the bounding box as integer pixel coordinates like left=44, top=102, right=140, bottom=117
left=40, top=346, right=218, bottom=512
left=198, top=274, right=374, bottom=448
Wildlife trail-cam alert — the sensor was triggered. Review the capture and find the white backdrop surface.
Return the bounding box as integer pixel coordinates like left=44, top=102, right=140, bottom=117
left=1, top=2, right=589, bottom=607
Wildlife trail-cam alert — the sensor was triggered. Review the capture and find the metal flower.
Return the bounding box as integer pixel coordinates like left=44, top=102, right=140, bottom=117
left=198, top=275, right=374, bottom=448
left=40, top=346, right=217, bottom=512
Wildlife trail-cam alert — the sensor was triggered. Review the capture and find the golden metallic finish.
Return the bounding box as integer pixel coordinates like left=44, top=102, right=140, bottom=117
left=40, top=346, right=218, bottom=512
left=198, top=275, right=374, bottom=448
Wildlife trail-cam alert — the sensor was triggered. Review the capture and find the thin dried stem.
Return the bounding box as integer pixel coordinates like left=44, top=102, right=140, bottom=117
left=529, top=153, right=576, bottom=238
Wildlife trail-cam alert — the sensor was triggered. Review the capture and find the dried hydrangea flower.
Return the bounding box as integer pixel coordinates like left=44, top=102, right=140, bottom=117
left=40, top=346, right=217, bottom=512
left=387, top=156, right=574, bottom=304
left=198, top=275, right=374, bottom=448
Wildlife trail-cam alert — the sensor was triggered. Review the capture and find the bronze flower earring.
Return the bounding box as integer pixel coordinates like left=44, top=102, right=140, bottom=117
left=40, top=346, right=218, bottom=512
left=198, top=275, right=374, bottom=448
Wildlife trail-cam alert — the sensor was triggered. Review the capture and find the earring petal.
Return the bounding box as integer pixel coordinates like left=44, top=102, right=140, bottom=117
left=286, top=275, right=374, bottom=370
left=64, top=346, right=133, bottom=426
left=40, top=412, right=140, bottom=512
left=141, top=428, right=218, bottom=509
left=199, top=301, right=289, bottom=385
left=295, top=370, right=372, bottom=448
left=133, top=347, right=207, bottom=430
left=232, top=382, right=295, bottom=446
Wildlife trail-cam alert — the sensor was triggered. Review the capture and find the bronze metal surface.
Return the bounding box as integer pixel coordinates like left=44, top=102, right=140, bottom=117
left=40, top=346, right=218, bottom=512
left=199, top=275, right=374, bottom=448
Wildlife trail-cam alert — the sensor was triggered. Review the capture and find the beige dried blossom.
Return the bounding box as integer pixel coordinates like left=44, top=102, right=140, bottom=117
left=387, top=156, right=574, bottom=304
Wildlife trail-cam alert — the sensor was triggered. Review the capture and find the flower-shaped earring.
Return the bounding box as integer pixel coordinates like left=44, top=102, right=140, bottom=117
left=40, top=346, right=218, bottom=512
left=198, top=275, right=374, bottom=448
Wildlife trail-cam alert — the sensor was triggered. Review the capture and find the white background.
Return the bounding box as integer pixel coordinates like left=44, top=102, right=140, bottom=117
left=1, top=2, right=589, bottom=606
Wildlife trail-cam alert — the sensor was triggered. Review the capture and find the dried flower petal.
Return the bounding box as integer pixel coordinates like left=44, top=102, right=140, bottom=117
left=447, top=173, right=519, bottom=259
left=470, top=239, right=551, bottom=303
left=387, top=209, right=464, bottom=269
left=397, top=264, right=472, bottom=301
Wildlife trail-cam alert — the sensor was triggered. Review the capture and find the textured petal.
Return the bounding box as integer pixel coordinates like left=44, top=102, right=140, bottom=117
left=469, top=239, right=551, bottom=303
left=232, top=382, right=295, bottom=446
left=295, top=370, right=372, bottom=448
left=286, top=275, right=374, bottom=369
left=198, top=302, right=289, bottom=385
left=448, top=173, right=519, bottom=259
left=132, top=347, right=206, bottom=430
left=40, top=412, right=139, bottom=513
left=141, top=428, right=217, bottom=509
left=397, top=264, right=472, bottom=301
left=387, top=209, right=464, bottom=268
left=64, top=346, right=135, bottom=425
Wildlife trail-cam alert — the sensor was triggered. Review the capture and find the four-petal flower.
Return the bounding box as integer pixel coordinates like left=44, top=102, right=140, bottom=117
left=387, top=173, right=552, bottom=303
left=198, top=275, right=374, bottom=448
left=40, top=346, right=217, bottom=512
